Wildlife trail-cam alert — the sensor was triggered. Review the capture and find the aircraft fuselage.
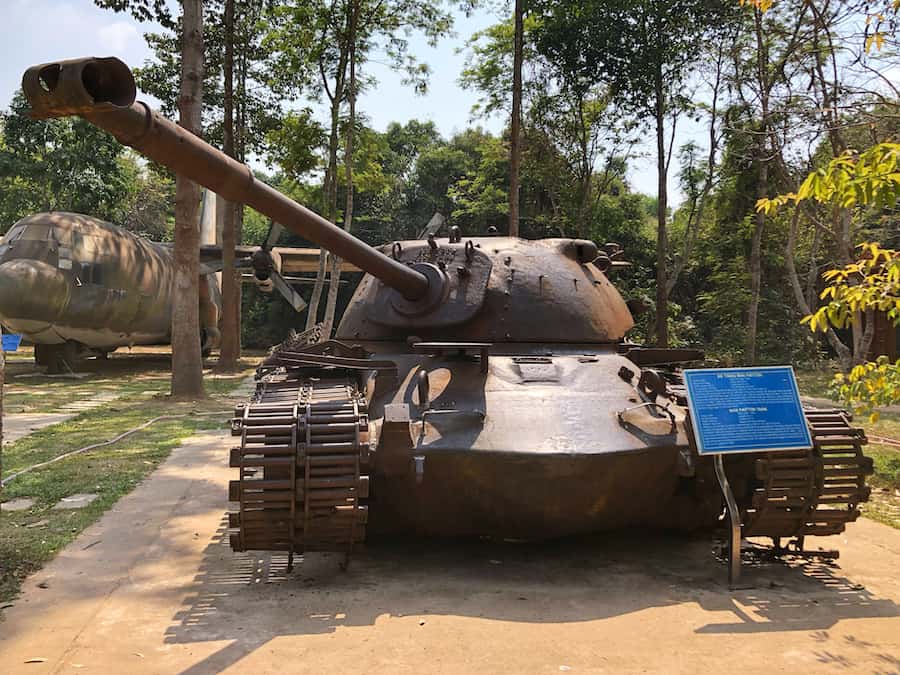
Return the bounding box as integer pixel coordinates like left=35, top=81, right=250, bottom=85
left=0, top=212, right=218, bottom=357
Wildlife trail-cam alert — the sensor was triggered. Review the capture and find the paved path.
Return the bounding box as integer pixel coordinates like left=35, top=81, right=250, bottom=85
left=2, top=412, right=75, bottom=446
left=2, top=389, right=130, bottom=447
left=1, top=430, right=898, bottom=674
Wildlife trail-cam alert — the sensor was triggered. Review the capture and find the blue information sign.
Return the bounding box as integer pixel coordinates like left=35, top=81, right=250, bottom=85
left=683, top=366, right=812, bottom=455
left=1, top=334, right=22, bottom=352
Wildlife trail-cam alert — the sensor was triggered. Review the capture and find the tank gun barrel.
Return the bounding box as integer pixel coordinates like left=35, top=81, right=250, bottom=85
left=20, top=57, right=428, bottom=300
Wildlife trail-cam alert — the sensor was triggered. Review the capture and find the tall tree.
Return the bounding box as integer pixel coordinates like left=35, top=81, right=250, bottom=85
left=461, top=17, right=638, bottom=239
left=216, top=0, right=240, bottom=371
left=267, top=0, right=452, bottom=334
left=171, top=0, right=207, bottom=398
left=94, top=0, right=206, bottom=397
left=533, top=0, right=735, bottom=347
left=322, top=0, right=360, bottom=336
left=508, top=0, right=524, bottom=238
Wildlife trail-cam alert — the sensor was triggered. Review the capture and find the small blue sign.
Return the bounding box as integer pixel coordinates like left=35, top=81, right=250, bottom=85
left=684, top=366, right=812, bottom=455
left=2, top=334, right=22, bottom=352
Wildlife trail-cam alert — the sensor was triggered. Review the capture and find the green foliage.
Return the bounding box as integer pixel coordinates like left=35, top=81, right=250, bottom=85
left=799, top=243, right=900, bottom=417
left=531, top=0, right=737, bottom=118
left=0, top=92, right=134, bottom=230
left=136, top=0, right=285, bottom=157
left=758, top=143, right=900, bottom=215
left=265, top=109, right=325, bottom=181
left=459, top=16, right=543, bottom=118
left=118, top=160, right=176, bottom=240
left=830, top=355, right=900, bottom=421
left=805, top=243, right=900, bottom=332
left=92, top=0, right=173, bottom=27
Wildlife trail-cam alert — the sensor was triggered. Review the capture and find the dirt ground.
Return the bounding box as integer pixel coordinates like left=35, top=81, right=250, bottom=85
left=1, top=431, right=898, bottom=675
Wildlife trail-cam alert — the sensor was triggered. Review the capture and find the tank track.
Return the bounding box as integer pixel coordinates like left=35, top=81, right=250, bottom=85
left=228, top=370, right=369, bottom=566
left=743, top=407, right=873, bottom=541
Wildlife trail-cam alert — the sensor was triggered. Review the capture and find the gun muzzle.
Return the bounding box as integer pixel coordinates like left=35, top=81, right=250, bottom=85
left=22, top=57, right=136, bottom=119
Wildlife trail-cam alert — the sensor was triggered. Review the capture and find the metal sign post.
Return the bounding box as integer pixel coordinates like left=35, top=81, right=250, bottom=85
left=713, top=455, right=743, bottom=586
left=683, top=366, right=813, bottom=589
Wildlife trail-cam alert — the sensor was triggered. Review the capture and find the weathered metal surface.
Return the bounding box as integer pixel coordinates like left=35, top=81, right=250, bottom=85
left=230, top=369, right=369, bottom=565
left=0, top=212, right=212, bottom=367
left=743, top=408, right=873, bottom=539
left=338, top=238, right=634, bottom=343
left=0, top=211, right=225, bottom=371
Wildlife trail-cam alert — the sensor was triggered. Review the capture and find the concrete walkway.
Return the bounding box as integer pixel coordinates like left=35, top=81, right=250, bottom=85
left=0, top=430, right=898, bottom=674
left=2, top=412, right=75, bottom=446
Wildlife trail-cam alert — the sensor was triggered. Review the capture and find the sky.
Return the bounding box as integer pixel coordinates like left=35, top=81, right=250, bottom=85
left=0, top=0, right=699, bottom=202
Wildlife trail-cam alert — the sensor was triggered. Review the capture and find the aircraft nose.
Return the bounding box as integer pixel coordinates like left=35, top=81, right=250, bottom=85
left=0, top=260, right=69, bottom=322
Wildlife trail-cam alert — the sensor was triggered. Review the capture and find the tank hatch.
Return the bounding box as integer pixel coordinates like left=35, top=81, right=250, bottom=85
left=337, top=236, right=635, bottom=344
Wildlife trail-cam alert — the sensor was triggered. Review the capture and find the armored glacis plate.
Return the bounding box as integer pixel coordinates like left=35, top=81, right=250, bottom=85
left=366, top=241, right=492, bottom=327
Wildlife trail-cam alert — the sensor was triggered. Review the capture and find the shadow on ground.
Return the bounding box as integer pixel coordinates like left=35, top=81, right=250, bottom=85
left=165, top=520, right=900, bottom=674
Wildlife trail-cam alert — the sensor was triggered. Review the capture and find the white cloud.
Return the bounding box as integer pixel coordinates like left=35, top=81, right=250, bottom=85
left=98, top=21, right=141, bottom=53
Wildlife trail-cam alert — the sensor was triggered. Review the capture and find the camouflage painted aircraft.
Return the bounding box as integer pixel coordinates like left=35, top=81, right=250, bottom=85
left=0, top=210, right=356, bottom=371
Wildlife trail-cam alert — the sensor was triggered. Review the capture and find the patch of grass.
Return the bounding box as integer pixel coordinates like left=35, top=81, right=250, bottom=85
left=861, top=491, right=900, bottom=529
left=2, top=349, right=259, bottom=414
left=867, top=446, right=900, bottom=490
left=795, top=366, right=840, bottom=400
left=856, top=411, right=900, bottom=529
left=859, top=411, right=900, bottom=489
left=793, top=373, right=900, bottom=526
left=0, top=365, right=255, bottom=604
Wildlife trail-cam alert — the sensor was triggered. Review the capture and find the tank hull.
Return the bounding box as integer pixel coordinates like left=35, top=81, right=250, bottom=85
left=364, top=346, right=722, bottom=539
left=370, top=446, right=722, bottom=539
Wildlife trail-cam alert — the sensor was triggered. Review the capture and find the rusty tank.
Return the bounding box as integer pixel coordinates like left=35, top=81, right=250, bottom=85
left=21, top=57, right=874, bottom=563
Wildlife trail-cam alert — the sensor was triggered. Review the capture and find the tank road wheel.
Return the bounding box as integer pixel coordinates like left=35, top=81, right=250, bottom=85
left=228, top=372, right=370, bottom=569
left=742, top=408, right=874, bottom=542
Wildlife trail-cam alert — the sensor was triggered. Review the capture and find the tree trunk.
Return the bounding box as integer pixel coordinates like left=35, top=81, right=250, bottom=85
left=785, top=206, right=852, bottom=369
left=746, top=148, right=766, bottom=366
left=171, top=0, right=206, bottom=399
left=575, top=97, right=592, bottom=239
left=306, top=55, right=348, bottom=332
left=653, top=68, right=669, bottom=348
left=508, top=0, right=523, bottom=238
left=746, top=7, right=771, bottom=367
left=323, top=1, right=358, bottom=337
left=217, top=0, right=239, bottom=372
